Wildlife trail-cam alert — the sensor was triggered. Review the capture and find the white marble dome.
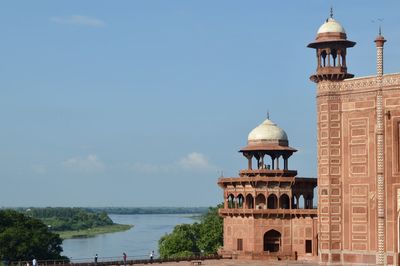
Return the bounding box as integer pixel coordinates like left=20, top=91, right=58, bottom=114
left=317, top=17, right=346, bottom=34
left=248, top=118, right=288, bottom=146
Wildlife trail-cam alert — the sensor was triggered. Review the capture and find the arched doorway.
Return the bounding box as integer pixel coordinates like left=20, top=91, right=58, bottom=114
left=264, top=230, right=281, bottom=252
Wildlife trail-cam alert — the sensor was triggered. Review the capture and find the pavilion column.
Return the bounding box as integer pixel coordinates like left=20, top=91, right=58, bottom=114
left=271, top=155, right=275, bottom=169
left=283, top=154, right=289, bottom=170
left=244, top=153, right=253, bottom=170
left=276, top=156, right=280, bottom=170
left=317, top=50, right=321, bottom=68
left=254, top=154, right=260, bottom=170
left=342, top=50, right=347, bottom=67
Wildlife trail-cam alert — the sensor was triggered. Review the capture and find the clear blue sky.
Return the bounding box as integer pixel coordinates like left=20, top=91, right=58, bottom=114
left=0, top=1, right=399, bottom=207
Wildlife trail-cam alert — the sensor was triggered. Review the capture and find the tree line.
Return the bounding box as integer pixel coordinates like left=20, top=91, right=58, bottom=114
left=15, top=207, right=113, bottom=231
left=88, top=207, right=208, bottom=215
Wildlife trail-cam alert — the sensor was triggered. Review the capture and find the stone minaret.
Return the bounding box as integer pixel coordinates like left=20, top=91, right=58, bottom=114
left=374, top=32, right=386, bottom=266
left=308, top=14, right=355, bottom=264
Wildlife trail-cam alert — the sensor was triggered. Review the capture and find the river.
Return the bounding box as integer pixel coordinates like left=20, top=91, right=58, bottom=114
left=61, top=214, right=197, bottom=262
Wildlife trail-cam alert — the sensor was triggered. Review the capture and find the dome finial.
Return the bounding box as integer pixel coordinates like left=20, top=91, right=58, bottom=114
left=267, top=110, right=270, bottom=119
left=330, top=6, right=333, bottom=18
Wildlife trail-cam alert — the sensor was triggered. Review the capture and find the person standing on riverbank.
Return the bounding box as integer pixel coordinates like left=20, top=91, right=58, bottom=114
left=149, top=251, right=154, bottom=263
left=123, top=253, right=127, bottom=266
left=94, top=254, right=98, bottom=266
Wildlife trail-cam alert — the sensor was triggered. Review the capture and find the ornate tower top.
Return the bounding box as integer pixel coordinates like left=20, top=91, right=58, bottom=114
left=375, top=32, right=386, bottom=77
left=308, top=13, right=356, bottom=83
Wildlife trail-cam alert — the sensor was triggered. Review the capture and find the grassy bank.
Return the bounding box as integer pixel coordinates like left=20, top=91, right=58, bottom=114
left=56, top=224, right=133, bottom=239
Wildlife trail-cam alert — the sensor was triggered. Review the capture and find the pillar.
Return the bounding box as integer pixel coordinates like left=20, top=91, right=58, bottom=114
left=375, top=33, right=386, bottom=266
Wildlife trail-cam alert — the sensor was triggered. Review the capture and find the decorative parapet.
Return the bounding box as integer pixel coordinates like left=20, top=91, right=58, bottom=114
left=317, top=73, right=400, bottom=95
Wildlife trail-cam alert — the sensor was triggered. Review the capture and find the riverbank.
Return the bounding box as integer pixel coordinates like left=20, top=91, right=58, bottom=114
left=57, top=224, right=133, bottom=239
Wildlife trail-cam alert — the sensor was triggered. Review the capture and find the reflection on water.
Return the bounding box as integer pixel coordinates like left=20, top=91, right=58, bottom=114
left=62, top=214, right=196, bottom=261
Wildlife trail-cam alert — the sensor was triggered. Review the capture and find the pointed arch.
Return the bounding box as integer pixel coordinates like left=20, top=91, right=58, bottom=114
left=227, top=194, right=235, bottom=209
left=255, top=193, right=266, bottom=209
left=237, top=194, right=244, bottom=209
left=267, top=194, right=278, bottom=209
left=264, top=230, right=281, bottom=252
left=279, top=194, right=290, bottom=209
left=246, top=194, right=254, bottom=209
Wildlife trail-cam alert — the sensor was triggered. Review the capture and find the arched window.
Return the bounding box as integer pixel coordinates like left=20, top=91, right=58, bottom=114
left=246, top=194, right=254, bottom=209
left=267, top=194, right=278, bottom=209
left=227, top=194, right=235, bottom=209
left=255, top=194, right=266, bottom=209
left=279, top=194, right=290, bottom=209
left=264, top=230, right=281, bottom=252
left=299, top=195, right=305, bottom=209
left=331, top=49, right=337, bottom=67
left=237, top=194, right=244, bottom=209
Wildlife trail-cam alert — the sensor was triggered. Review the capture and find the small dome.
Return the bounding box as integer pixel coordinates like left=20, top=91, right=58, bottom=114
left=317, top=18, right=346, bottom=34
left=248, top=118, right=288, bottom=146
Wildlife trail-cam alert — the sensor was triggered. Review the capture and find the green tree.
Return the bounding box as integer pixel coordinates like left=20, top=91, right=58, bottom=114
left=0, top=210, right=68, bottom=261
left=197, top=205, right=223, bottom=254
left=159, top=223, right=200, bottom=259
left=158, top=205, right=223, bottom=259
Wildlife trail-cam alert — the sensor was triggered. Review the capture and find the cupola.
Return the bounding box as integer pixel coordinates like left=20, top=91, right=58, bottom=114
left=239, top=116, right=297, bottom=171
left=248, top=118, right=288, bottom=147
left=308, top=10, right=356, bottom=83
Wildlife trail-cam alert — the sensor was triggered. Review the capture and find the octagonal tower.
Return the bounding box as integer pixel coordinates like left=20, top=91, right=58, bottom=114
left=218, top=117, right=317, bottom=260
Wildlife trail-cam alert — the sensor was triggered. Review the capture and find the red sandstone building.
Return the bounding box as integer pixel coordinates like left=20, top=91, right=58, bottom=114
left=218, top=117, right=318, bottom=260
left=218, top=13, right=400, bottom=266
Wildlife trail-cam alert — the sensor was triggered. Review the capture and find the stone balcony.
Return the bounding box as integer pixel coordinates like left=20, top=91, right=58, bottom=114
left=218, top=173, right=296, bottom=187
left=239, top=169, right=297, bottom=177
left=219, top=208, right=317, bottom=217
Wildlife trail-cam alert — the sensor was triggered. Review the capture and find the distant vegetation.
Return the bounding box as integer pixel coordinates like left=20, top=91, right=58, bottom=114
left=26, top=207, right=114, bottom=231
left=0, top=209, right=68, bottom=261
left=158, top=205, right=223, bottom=259
left=11, top=207, right=132, bottom=239
left=88, top=207, right=208, bottom=215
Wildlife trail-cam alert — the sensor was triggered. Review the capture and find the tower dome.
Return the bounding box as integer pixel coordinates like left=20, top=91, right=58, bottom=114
left=317, top=17, right=346, bottom=34
left=248, top=118, right=288, bottom=147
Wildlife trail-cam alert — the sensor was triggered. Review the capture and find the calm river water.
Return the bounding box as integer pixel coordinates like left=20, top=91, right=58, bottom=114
left=62, top=214, right=196, bottom=262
